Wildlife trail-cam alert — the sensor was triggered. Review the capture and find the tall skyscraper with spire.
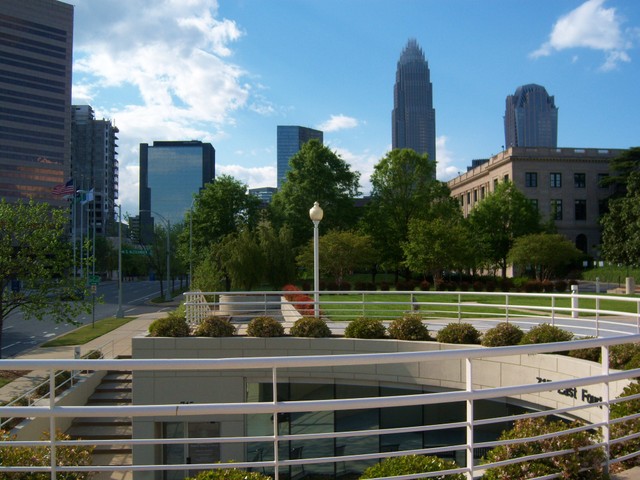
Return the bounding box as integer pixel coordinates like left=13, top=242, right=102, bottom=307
left=392, top=39, right=436, bottom=164
left=504, top=84, right=558, bottom=148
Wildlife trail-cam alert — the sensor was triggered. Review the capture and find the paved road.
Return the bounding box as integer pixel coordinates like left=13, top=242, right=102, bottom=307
left=1, top=280, right=176, bottom=358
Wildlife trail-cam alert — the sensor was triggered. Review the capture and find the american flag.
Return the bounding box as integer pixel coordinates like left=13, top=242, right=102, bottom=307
left=52, top=179, right=75, bottom=196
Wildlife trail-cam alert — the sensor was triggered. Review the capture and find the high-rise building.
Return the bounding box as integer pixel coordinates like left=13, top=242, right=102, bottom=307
left=0, top=0, right=73, bottom=205
left=392, top=39, right=436, bottom=164
left=249, top=186, right=277, bottom=206
left=138, top=141, right=215, bottom=244
left=504, top=84, right=558, bottom=148
left=277, top=126, right=323, bottom=189
left=71, top=105, right=119, bottom=236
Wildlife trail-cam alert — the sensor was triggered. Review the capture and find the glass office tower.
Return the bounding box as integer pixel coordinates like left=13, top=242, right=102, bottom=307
left=277, top=126, right=323, bottom=189
left=138, top=141, right=215, bottom=244
left=392, top=39, right=436, bottom=165
left=505, top=84, right=558, bottom=148
left=0, top=0, right=73, bottom=205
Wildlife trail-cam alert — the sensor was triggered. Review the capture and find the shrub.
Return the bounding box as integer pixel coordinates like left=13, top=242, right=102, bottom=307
left=186, top=468, right=272, bottom=480
left=485, top=280, right=496, bottom=292
left=339, top=280, right=351, bottom=291
left=360, top=454, right=463, bottom=479
left=395, top=279, right=413, bottom=291
left=419, top=280, right=431, bottom=291
left=290, top=316, right=332, bottom=338
left=149, top=315, right=190, bottom=337
left=554, top=280, right=568, bottom=292
left=472, top=280, right=484, bottom=292
left=194, top=316, right=236, bottom=337
left=520, top=323, right=573, bottom=345
left=0, top=430, right=94, bottom=480
left=344, top=317, right=386, bottom=339
left=482, top=417, right=605, bottom=480
left=246, top=316, right=285, bottom=337
left=499, top=277, right=513, bottom=292
left=523, top=280, right=543, bottom=293
left=379, top=281, right=390, bottom=291
left=541, top=280, right=554, bottom=293
left=610, top=381, right=640, bottom=469
left=609, top=343, right=640, bottom=370
left=436, top=322, right=481, bottom=345
left=568, top=337, right=601, bottom=362
left=388, top=314, right=431, bottom=341
left=481, top=322, right=523, bottom=347
left=459, top=281, right=470, bottom=291
left=282, top=284, right=300, bottom=301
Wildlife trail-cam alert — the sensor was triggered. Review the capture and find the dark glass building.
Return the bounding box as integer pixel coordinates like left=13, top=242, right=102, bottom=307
left=392, top=39, right=436, bottom=165
left=138, top=141, right=215, bottom=244
left=0, top=0, right=73, bottom=205
left=277, top=126, right=323, bottom=189
left=504, top=84, right=558, bottom=148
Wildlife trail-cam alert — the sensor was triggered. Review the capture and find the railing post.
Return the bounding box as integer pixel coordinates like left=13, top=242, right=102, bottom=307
left=596, top=297, right=600, bottom=337
left=49, top=369, right=57, bottom=480
left=273, top=366, right=279, bottom=480
left=637, top=300, right=640, bottom=334
left=505, top=293, right=509, bottom=323
left=551, top=296, right=556, bottom=324
left=465, top=357, right=474, bottom=480
left=571, top=284, right=579, bottom=318
left=362, top=292, right=365, bottom=318
left=602, top=345, right=610, bottom=476
left=457, top=293, right=461, bottom=322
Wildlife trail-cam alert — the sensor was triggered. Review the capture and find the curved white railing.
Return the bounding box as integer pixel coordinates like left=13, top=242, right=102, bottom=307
left=1, top=290, right=639, bottom=480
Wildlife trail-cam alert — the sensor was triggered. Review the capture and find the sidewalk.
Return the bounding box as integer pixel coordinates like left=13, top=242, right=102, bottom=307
left=0, top=310, right=167, bottom=406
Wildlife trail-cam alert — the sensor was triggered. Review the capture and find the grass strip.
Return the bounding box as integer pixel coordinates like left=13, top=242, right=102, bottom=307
left=41, top=316, right=133, bottom=347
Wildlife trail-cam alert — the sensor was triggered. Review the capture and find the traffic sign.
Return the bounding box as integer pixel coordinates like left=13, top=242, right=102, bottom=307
left=122, top=249, right=148, bottom=255
left=89, top=275, right=101, bottom=286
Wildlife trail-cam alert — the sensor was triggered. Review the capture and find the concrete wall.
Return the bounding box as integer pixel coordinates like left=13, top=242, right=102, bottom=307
left=131, top=336, right=630, bottom=479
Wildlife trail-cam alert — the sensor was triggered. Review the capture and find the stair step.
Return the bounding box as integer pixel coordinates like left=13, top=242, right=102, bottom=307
left=93, top=445, right=133, bottom=455
left=95, top=385, right=132, bottom=393
left=72, top=417, right=131, bottom=426
left=103, top=372, right=132, bottom=381
left=89, top=391, right=132, bottom=401
left=68, top=424, right=132, bottom=439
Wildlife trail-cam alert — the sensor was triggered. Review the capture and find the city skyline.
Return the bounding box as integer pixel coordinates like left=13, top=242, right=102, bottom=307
left=67, top=0, right=640, bottom=216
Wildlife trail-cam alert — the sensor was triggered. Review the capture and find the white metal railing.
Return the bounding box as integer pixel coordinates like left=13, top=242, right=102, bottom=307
left=1, top=291, right=640, bottom=480
left=184, top=289, right=640, bottom=336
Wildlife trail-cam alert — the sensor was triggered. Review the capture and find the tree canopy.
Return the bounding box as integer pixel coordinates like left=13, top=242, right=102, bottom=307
left=600, top=146, right=640, bottom=197
left=270, top=140, right=361, bottom=247
left=468, top=182, right=541, bottom=278
left=508, top=233, right=583, bottom=280
left=0, top=200, right=91, bottom=357
left=600, top=171, right=640, bottom=267
left=362, top=148, right=451, bottom=276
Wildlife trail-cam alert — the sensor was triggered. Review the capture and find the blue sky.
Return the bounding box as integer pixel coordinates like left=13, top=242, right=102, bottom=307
left=67, top=0, right=640, bottom=216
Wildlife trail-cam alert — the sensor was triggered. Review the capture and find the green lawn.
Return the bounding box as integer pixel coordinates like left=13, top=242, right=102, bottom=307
left=319, top=291, right=640, bottom=322
left=41, top=316, right=133, bottom=347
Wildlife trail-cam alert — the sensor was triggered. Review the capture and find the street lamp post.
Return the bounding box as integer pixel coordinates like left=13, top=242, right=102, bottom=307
left=116, top=204, right=125, bottom=318
left=309, top=201, right=323, bottom=318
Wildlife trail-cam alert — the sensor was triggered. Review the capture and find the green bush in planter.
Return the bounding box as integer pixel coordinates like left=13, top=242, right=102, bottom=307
left=481, top=322, right=523, bottom=347
left=610, top=381, right=640, bottom=469
left=360, top=454, right=464, bottom=479
left=246, top=316, right=284, bottom=337
left=609, top=343, right=640, bottom=370
left=482, top=417, right=605, bottom=480
left=149, top=315, right=190, bottom=337
left=290, top=316, right=332, bottom=337
left=344, top=317, right=386, bottom=339
left=186, top=468, right=272, bottom=480
left=388, top=314, right=431, bottom=341
left=436, top=322, right=481, bottom=345
left=520, top=323, right=573, bottom=345
left=194, top=316, right=236, bottom=337
left=568, top=337, right=601, bottom=362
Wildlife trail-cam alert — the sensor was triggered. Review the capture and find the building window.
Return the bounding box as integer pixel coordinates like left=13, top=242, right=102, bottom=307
left=503, top=174, right=509, bottom=182
left=525, top=172, right=537, bottom=188
left=473, top=190, right=478, bottom=202
left=481, top=186, right=485, bottom=199
left=493, top=178, right=498, bottom=190
left=550, top=173, right=562, bottom=188
left=550, top=199, right=563, bottom=220
left=597, top=173, right=609, bottom=188
left=575, top=199, right=587, bottom=220
left=467, top=192, right=471, bottom=204
left=574, top=173, right=586, bottom=188
left=530, top=199, right=538, bottom=210
left=598, top=198, right=608, bottom=216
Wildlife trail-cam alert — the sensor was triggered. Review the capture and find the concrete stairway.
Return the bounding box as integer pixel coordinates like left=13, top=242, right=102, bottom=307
left=66, top=367, right=133, bottom=479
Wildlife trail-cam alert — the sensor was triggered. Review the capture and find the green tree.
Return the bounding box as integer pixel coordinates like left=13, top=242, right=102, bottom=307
left=257, top=221, right=297, bottom=288
left=296, top=230, right=376, bottom=286
left=468, top=182, right=541, bottom=278
left=403, top=217, right=473, bottom=280
left=187, top=175, right=261, bottom=262
left=270, top=139, right=361, bottom=247
left=508, top=233, right=583, bottom=280
left=363, top=149, right=451, bottom=278
left=218, top=228, right=265, bottom=290
left=94, top=235, right=118, bottom=276
left=600, top=171, right=640, bottom=267
left=0, top=200, right=91, bottom=357
left=600, top=146, right=640, bottom=197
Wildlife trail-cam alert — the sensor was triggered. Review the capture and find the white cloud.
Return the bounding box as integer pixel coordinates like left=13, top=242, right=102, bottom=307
left=317, top=114, right=359, bottom=132
left=217, top=164, right=276, bottom=189
left=330, top=146, right=386, bottom=196
left=530, top=0, right=633, bottom=70
left=436, top=136, right=463, bottom=181
left=69, top=0, right=260, bottom=214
